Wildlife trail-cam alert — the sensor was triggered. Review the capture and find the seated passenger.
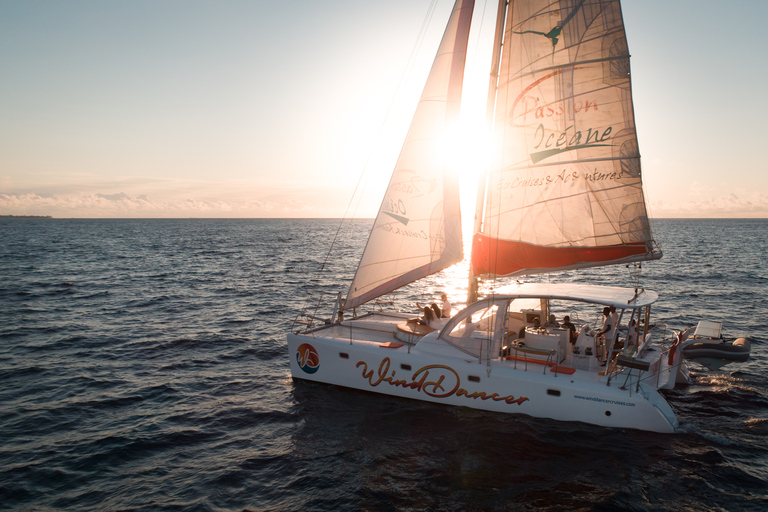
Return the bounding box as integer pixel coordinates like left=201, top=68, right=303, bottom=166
left=419, top=306, right=434, bottom=327
left=416, top=302, right=441, bottom=318
left=408, top=302, right=437, bottom=327
left=440, top=293, right=452, bottom=318
left=561, top=315, right=576, bottom=344
left=545, top=314, right=559, bottom=328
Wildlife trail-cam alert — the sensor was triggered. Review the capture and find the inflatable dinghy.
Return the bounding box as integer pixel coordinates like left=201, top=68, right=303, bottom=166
left=681, top=320, right=751, bottom=370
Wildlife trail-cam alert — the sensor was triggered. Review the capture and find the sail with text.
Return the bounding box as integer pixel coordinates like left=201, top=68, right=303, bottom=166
left=471, top=0, right=661, bottom=278
left=343, top=0, right=473, bottom=310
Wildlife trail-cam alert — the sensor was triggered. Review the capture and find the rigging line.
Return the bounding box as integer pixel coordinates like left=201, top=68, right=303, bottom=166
left=468, top=0, right=491, bottom=77
left=316, top=0, right=440, bottom=275
left=298, top=1, right=443, bottom=319
left=347, top=0, right=441, bottom=223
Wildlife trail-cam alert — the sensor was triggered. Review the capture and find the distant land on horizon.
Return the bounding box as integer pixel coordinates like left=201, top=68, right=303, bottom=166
left=0, top=215, right=53, bottom=219
left=1, top=216, right=767, bottom=221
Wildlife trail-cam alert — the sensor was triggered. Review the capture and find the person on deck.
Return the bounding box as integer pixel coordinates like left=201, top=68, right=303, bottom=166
left=598, top=307, right=615, bottom=340
left=440, top=293, right=452, bottom=318
left=598, top=307, right=615, bottom=361
left=561, top=315, right=576, bottom=344
left=413, top=304, right=434, bottom=326
left=416, top=302, right=441, bottom=317
left=415, top=302, right=440, bottom=327
left=609, top=306, right=619, bottom=334
left=627, top=319, right=638, bottom=348
left=422, top=307, right=434, bottom=326
left=545, top=314, right=560, bottom=328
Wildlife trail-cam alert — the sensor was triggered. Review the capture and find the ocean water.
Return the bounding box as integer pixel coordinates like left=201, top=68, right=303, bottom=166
left=1, top=218, right=766, bottom=511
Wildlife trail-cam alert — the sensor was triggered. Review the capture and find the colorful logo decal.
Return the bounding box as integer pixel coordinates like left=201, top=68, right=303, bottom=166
left=296, top=343, right=319, bottom=374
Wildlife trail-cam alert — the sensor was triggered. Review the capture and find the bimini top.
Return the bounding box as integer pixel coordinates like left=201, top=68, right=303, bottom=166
left=489, top=283, right=659, bottom=309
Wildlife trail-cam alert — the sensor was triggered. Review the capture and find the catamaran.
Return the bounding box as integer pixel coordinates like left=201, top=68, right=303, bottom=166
left=287, top=0, right=747, bottom=433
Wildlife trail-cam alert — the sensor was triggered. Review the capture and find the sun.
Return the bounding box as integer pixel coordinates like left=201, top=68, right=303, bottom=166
left=431, top=113, right=497, bottom=244
left=433, top=114, right=494, bottom=181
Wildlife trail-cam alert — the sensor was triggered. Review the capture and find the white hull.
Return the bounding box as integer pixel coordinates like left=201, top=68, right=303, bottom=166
left=288, top=311, right=679, bottom=433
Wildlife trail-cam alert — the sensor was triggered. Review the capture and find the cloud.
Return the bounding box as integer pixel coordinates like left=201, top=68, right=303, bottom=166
left=0, top=192, right=293, bottom=218
left=96, top=192, right=133, bottom=201
left=651, top=192, right=768, bottom=218
left=0, top=180, right=371, bottom=217
left=0, top=167, right=386, bottom=217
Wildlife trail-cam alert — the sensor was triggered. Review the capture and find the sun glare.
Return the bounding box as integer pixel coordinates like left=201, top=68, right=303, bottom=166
left=432, top=114, right=496, bottom=246
left=433, top=116, right=493, bottom=181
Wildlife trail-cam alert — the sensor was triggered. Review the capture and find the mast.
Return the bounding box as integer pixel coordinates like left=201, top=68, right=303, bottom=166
left=467, top=0, right=508, bottom=305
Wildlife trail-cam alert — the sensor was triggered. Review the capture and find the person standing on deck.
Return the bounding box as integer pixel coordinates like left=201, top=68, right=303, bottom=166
left=609, top=306, right=619, bottom=336
left=598, top=307, right=616, bottom=361
left=599, top=307, right=616, bottom=340
left=627, top=319, right=638, bottom=348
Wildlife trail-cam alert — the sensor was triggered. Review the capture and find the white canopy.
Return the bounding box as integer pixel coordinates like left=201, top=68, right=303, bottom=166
left=492, top=282, right=658, bottom=308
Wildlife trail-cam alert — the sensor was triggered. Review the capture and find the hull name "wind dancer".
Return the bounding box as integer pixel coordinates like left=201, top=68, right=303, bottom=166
left=356, top=357, right=530, bottom=405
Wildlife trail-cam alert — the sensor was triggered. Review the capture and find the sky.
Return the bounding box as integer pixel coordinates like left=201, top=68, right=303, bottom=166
left=1, top=0, right=767, bottom=219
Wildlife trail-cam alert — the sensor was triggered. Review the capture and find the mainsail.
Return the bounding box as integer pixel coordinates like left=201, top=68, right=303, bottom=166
left=344, top=0, right=474, bottom=310
left=471, top=0, right=661, bottom=278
